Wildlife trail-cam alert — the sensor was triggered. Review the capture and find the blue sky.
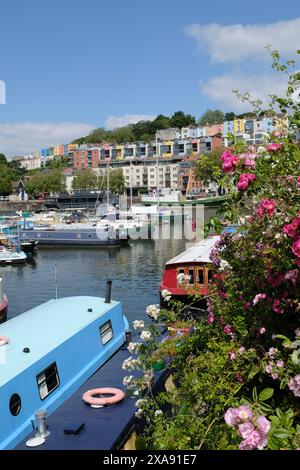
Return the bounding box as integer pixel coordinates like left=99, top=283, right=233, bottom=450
left=0, top=0, right=299, bottom=155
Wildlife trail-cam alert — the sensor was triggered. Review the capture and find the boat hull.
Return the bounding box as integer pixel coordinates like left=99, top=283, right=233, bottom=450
left=0, top=296, right=8, bottom=323
left=19, top=229, right=121, bottom=247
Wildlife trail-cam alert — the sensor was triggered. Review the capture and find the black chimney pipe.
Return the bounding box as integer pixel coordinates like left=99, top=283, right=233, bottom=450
left=105, top=279, right=112, bottom=303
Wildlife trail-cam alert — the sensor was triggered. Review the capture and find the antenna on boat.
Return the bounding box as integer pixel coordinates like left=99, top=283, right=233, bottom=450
left=105, top=278, right=112, bottom=303
left=54, top=264, right=58, bottom=300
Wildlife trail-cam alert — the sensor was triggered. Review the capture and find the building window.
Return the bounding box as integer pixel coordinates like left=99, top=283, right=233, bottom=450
left=99, top=320, right=114, bottom=345
left=9, top=393, right=22, bottom=416
left=188, top=268, right=194, bottom=284
left=37, top=362, right=60, bottom=400
left=197, top=268, right=204, bottom=286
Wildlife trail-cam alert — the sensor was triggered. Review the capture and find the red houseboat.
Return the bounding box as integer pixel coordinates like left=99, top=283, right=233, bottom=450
left=160, top=236, right=219, bottom=305
left=0, top=278, right=8, bottom=324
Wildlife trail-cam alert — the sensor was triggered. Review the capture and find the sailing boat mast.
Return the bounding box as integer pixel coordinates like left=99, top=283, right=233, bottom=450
left=107, top=161, right=110, bottom=208
left=156, top=132, right=159, bottom=211
left=130, top=155, right=133, bottom=209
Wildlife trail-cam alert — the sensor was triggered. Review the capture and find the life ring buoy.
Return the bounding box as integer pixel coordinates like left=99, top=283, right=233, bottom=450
left=0, top=336, right=9, bottom=346
left=82, top=387, right=125, bottom=406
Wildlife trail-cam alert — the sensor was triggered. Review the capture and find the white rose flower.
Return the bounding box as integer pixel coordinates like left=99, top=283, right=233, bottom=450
left=161, top=289, right=172, bottom=301
left=140, top=330, right=152, bottom=341
left=154, top=409, right=163, bottom=416
left=123, top=375, right=134, bottom=386
left=146, top=304, right=160, bottom=320
left=122, top=357, right=140, bottom=371
left=135, top=408, right=143, bottom=418
left=127, top=342, right=141, bottom=354
left=132, top=320, right=145, bottom=330
left=135, top=398, right=147, bottom=408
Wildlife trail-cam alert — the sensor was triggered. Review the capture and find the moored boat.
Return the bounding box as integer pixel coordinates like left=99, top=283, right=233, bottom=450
left=0, top=290, right=130, bottom=449
left=0, top=246, right=27, bottom=264
left=160, top=236, right=220, bottom=306
left=19, top=224, right=122, bottom=247
left=0, top=278, right=8, bottom=323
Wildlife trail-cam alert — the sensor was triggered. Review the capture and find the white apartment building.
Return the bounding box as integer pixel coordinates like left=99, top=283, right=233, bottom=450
left=96, top=161, right=179, bottom=191
left=19, top=156, right=41, bottom=171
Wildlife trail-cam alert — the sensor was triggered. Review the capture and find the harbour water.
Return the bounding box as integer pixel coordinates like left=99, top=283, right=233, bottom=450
left=0, top=208, right=218, bottom=324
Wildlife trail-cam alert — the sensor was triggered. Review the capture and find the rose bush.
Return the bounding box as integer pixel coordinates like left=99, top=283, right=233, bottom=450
left=123, top=50, right=300, bottom=450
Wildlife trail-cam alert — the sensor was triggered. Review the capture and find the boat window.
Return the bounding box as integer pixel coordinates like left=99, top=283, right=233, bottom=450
left=9, top=393, right=21, bottom=416
left=188, top=269, right=194, bottom=284
left=197, top=268, right=204, bottom=286
left=100, top=320, right=114, bottom=345
left=36, top=362, right=60, bottom=400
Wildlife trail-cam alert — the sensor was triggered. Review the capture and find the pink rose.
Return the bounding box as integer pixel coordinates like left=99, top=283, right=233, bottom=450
left=291, top=238, right=300, bottom=257
left=237, top=405, right=252, bottom=420
left=267, top=143, right=282, bottom=151
left=207, top=313, right=215, bottom=324
left=238, top=422, right=255, bottom=439
left=224, top=407, right=239, bottom=426
left=256, top=416, right=271, bottom=434
left=237, top=173, right=256, bottom=191
left=224, top=324, right=234, bottom=335
left=253, top=293, right=267, bottom=305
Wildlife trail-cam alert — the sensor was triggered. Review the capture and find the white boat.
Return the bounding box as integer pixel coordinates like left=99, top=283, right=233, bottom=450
left=0, top=246, right=27, bottom=264
left=141, top=188, right=183, bottom=204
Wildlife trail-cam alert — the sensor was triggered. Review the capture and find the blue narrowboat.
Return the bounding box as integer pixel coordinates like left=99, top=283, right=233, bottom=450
left=0, top=292, right=129, bottom=450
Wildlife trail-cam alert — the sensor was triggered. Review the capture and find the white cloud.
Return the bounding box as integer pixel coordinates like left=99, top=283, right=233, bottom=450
left=200, top=74, right=287, bottom=112
left=0, top=122, right=95, bottom=157
left=185, top=18, right=300, bottom=63
left=104, top=114, right=156, bottom=130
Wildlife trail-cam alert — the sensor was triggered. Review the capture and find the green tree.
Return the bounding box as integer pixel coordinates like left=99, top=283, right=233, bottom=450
left=194, top=149, right=223, bottom=185
left=25, top=171, right=66, bottom=197
left=151, top=114, right=170, bottom=131
left=198, top=109, right=224, bottom=125
left=169, top=111, right=196, bottom=128
left=0, top=163, right=20, bottom=196
left=0, top=153, right=7, bottom=165
left=72, top=169, right=99, bottom=190
left=45, top=156, right=70, bottom=170
left=102, top=168, right=125, bottom=194
left=224, top=112, right=236, bottom=121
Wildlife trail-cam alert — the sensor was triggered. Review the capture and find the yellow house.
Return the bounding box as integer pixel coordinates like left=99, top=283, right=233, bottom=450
left=162, top=140, right=173, bottom=158
left=116, top=145, right=123, bottom=160
left=233, top=118, right=245, bottom=135
left=68, top=143, right=77, bottom=152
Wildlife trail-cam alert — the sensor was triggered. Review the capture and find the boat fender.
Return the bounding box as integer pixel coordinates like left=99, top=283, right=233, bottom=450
left=82, top=387, right=125, bottom=407
left=0, top=336, right=9, bottom=346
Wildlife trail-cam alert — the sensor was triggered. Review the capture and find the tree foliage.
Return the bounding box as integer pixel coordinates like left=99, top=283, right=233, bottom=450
left=169, top=111, right=196, bottom=128
left=45, top=156, right=70, bottom=169
left=224, top=112, right=236, bottom=121
left=0, top=156, right=24, bottom=196
left=0, top=153, right=7, bottom=165
left=194, top=149, right=223, bottom=184
left=102, top=168, right=125, bottom=194
left=25, top=171, right=66, bottom=197
left=72, top=169, right=99, bottom=190
left=198, top=109, right=225, bottom=125
left=73, top=112, right=196, bottom=145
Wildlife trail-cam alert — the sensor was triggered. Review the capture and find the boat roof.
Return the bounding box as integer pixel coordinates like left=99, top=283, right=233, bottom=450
left=166, top=236, right=220, bottom=265
left=0, top=296, right=120, bottom=387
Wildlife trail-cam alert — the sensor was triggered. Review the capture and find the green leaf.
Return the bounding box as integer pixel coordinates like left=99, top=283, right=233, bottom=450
left=272, top=429, right=290, bottom=439
left=252, top=386, right=258, bottom=402
left=259, top=388, right=274, bottom=401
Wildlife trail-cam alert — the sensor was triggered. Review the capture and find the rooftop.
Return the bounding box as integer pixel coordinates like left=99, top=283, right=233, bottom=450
left=0, top=296, right=120, bottom=387
left=166, top=235, right=219, bottom=265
